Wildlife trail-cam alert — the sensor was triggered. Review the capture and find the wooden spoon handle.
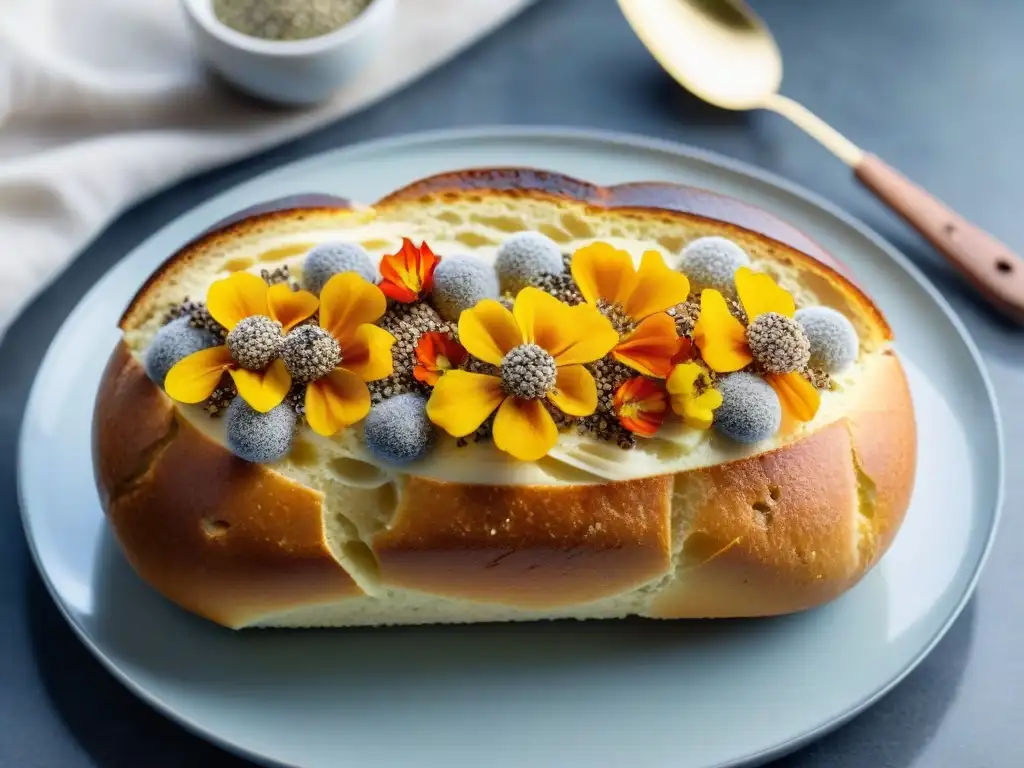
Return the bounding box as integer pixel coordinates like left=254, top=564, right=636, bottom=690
left=855, top=153, right=1024, bottom=322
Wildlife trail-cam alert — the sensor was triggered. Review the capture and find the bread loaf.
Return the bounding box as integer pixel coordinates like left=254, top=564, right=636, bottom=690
left=93, top=168, right=915, bottom=629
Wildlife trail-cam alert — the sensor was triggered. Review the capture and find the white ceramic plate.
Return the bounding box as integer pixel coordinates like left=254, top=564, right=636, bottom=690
left=19, top=128, right=1003, bottom=768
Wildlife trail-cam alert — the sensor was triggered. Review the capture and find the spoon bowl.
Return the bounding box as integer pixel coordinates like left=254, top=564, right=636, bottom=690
left=618, top=0, right=1024, bottom=323
left=620, top=0, right=780, bottom=110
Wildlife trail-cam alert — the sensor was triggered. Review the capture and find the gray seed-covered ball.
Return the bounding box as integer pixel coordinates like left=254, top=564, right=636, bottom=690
left=226, top=399, right=297, bottom=464
left=226, top=314, right=282, bottom=370
left=431, top=255, right=500, bottom=321
left=495, top=231, right=564, bottom=294
left=795, top=306, right=860, bottom=373
left=746, top=312, right=810, bottom=374
left=713, top=372, right=781, bottom=444
left=281, top=324, right=341, bottom=383
left=363, top=393, right=436, bottom=465
left=143, top=317, right=220, bottom=387
left=302, top=241, right=377, bottom=294
left=679, top=236, right=751, bottom=296
left=501, top=343, right=558, bottom=400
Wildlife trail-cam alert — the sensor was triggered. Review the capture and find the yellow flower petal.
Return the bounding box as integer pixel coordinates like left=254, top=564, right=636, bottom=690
left=458, top=299, right=523, bottom=366
left=229, top=358, right=291, bottom=413
left=612, top=313, right=680, bottom=378
left=319, top=272, right=387, bottom=346
left=492, top=397, right=559, bottom=462
left=766, top=371, right=820, bottom=422
left=425, top=370, right=506, bottom=437
left=339, top=323, right=395, bottom=382
left=666, top=361, right=702, bottom=396
left=680, top=388, right=723, bottom=430
left=513, top=287, right=571, bottom=353
left=547, top=364, right=597, bottom=416
left=547, top=303, right=619, bottom=366
left=692, top=388, right=724, bottom=411
left=206, top=272, right=269, bottom=330
left=304, top=367, right=371, bottom=436
left=622, top=250, right=691, bottom=321
left=693, top=289, right=753, bottom=373
left=570, top=242, right=638, bottom=307
left=735, top=267, right=795, bottom=321
left=667, top=362, right=721, bottom=430
left=164, top=345, right=234, bottom=404
left=266, top=283, right=319, bottom=333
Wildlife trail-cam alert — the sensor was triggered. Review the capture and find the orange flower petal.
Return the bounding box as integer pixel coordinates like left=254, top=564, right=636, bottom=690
left=735, top=267, right=795, bottom=321
left=766, top=371, right=820, bottom=422
left=547, top=364, right=597, bottom=416
left=378, top=238, right=438, bottom=302
left=492, top=397, right=559, bottom=461
left=414, top=331, right=467, bottom=385
left=413, top=366, right=440, bottom=385
left=613, top=376, right=668, bottom=437
left=206, top=272, right=268, bottom=330
left=458, top=299, right=523, bottom=366
left=425, top=370, right=506, bottom=437
left=339, top=323, right=395, bottom=382
left=693, top=289, right=753, bottom=373
left=266, top=283, right=319, bottom=333
left=611, top=313, right=680, bottom=378
left=229, top=359, right=291, bottom=413
left=304, top=367, right=371, bottom=436
left=547, top=303, right=619, bottom=366
left=671, top=336, right=696, bottom=364
left=622, top=250, right=691, bottom=321
left=570, top=242, right=638, bottom=307
left=319, top=272, right=387, bottom=346
left=164, top=345, right=234, bottom=404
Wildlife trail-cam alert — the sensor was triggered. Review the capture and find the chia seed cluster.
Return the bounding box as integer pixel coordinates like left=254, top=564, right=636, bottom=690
left=596, top=299, right=636, bottom=336
left=577, top=357, right=637, bottom=449
left=368, top=301, right=455, bottom=405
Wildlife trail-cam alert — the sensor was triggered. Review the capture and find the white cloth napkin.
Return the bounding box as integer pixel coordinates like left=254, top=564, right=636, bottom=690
left=0, top=0, right=534, bottom=337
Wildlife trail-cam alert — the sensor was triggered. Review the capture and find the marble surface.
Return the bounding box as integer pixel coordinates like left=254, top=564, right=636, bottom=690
left=1, top=0, right=1021, bottom=765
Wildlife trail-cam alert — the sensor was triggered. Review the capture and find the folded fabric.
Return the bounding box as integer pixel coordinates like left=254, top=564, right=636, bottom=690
left=0, top=0, right=535, bottom=337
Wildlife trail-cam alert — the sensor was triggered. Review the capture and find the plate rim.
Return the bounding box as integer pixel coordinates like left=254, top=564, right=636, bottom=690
left=16, top=124, right=1006, bottom=768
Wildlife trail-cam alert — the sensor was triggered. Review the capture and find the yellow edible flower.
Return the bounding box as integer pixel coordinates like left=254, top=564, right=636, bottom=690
left=164, top=272, right=318, bottom=413
left=692, top=267, right=820, bottom=421
left=666, top=362, right=722, bottom=430
left=570, top=242, right=690, bottom=378
left=426, top=287, right=618, bottom=461
left=302, top=273, right=396, bottom=437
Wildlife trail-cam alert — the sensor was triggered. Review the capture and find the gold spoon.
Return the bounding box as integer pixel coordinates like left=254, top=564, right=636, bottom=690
left=618, top=0, right=1024, bottom=322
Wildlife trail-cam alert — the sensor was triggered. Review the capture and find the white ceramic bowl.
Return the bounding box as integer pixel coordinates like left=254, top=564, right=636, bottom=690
left=180, top=0, right=396, bottom=106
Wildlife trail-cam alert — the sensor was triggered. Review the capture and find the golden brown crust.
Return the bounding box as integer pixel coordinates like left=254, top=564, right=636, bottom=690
left=94, top=344, right=362, bottom=628
left=93, top=342, right=177, bottom=509
left=372, top=475, right=673, bottom=607
left=846, top=352, right=917, bottom=568
left=648, top=422, right=860, bottom=618
left=647, top=353, right=916, bottom=618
